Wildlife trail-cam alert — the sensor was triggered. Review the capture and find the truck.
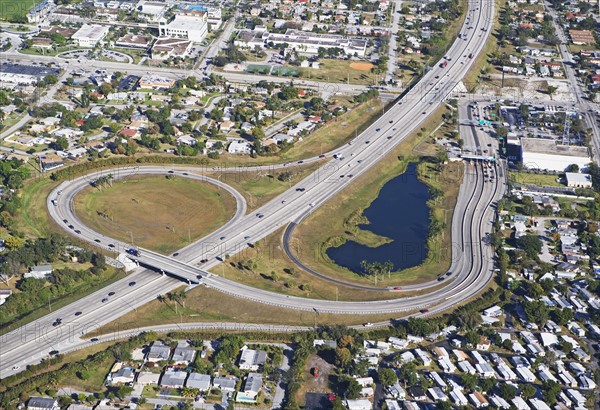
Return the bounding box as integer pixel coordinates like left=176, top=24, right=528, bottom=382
left=126, top=248, right=141, bottom=257
left=440, top=60, right=448, bottom=68
left=333, top=152, right=344, bottom=160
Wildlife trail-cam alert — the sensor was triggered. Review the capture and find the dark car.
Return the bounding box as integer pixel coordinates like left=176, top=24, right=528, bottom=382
left=49, top=350, right=59, bottom=355
left=387, top=136, right=392, bottom=139
left=63, top=219, right=68, bottom=223
left=182, top=172, right=188, bottom=175
left=173, top=252, right=179, bottom=256
left=319, top=154, right=325, bottom=158
left=74, top=311, right=82, bottom=316
left=200, top=259, right=208, bottom=263
left=68, top=225, right=74, bottom=229
left=108, top=243, right=115, bottom=248
left=168, top=170, right=174, bottom=174
left=389, top=120, right=393, bottom=123
left=420, top=309, right=429, bottom=314
left=297, top=160, right=304, bottom=164
left=128, top=281, right=136, bottom=287
left=101, top=298, right=108, bottom=303
left=74, top=230, right=81, bottom=234
left=365, top=140, right=370, bottom=144
left=376, top=128, right=381, bottom=131
left=90, top=338, right=99, bottom=342
left=94, top=239, right=101, bottom=243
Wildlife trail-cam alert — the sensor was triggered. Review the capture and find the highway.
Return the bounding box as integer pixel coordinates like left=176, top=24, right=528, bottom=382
left=0, top=0, right=497, bottom=378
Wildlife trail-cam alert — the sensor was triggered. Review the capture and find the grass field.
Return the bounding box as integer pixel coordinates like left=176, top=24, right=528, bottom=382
left=0, top=0, right=32, bottom=21
left=205, top=161, right=323, bottom=212
left=298, top=59, right=379, bottom=85
left=279, top=98, right=385, bottom=161
left=73, top=175, right=236, bottom=254
left=510, top=171, right=564, bottom=187
left=14, top=177, right=58, bottom=238
left=91, top=284, right=409, bottom=336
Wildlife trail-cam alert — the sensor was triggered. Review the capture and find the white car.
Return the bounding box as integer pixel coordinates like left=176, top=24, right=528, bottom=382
left=12, top=366, right=19, bottom=370
left=363, top=323, right=374, bottom=327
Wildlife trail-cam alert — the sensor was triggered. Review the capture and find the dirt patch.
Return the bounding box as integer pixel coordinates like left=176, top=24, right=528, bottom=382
left=349, top=62, right=374, bottom=71
left=300, top=353, right=336, bottom=403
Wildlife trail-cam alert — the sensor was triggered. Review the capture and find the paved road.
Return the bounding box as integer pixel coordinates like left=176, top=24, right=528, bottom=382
left=0, top=0, right=497, bottom=378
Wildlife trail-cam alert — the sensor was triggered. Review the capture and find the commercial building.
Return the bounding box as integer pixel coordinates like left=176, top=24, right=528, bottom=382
left=72, top=24, right=110, bottom=47
left=235, top=28, right=368, bottom=57
left=569, top=30, right=595, bottom=45
left=137, top=75, right=176, bottom=90
left=158, top=13, right=208, bottom=43
left=115, top=34, right=152, bottom=49
left=520, top=138, right=591, bottom=172
left=565, top=172, right=593, bottom=188
left=151, top=38, right=192, bottom=60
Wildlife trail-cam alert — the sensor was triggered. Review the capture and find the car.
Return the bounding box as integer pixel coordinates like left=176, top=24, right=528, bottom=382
left=375, top=128, right=381, bottom=132
left=62, top=219, right=68, bottom=223
left=74, top=311, right=82, bottom=316
left=340, top=174, right=345, bottom=178
left=393, top=286, right=402, bottom=290
left=49, top=350, right=59, bottom=356
left=220, top=236, right=226, bottom=240
left=282, top=200, right=286, bottom=204
left=435, top=75, right=440, bottom=79
left=108, top=243, right=115, bottom=248
left=11, top=366, right=19, bottom=370
left=297, top=160, right=304, bottom=164
left=363, top=322, right=374, bottom=327
left=420, top=309, right=429, bottom=314
left=200, top=259, right=208, bottom=263
left=68, top=224, right=74, bottom=229
left=74, top=230, right=81, bottom=234
left=365, top=140, right=370, bottom=144
left=319, top=154, right=325, bottom=158
left=102, top=298, right=108, bottom=303
left=173, top=252, right=179, bottom=256
left=94, top=239, right=101, bottom=243
left=108, top=291, right=115, bottom=296
left=90, top=338, right=99, bottom=342
left=347, top=174, right=353, bottom=178
left=258, top=214, right=264, bottom=218
left=446, top=271, right=453, bottom=276
left=387, top=136, right=392, bottom=139
left=182, top=172, right=188, bottom=176
left=129, top=281, right=136, bottom=286
left=389, top=120, right=393, bottom=123
left=244, top=235, right=250, bottom=240
left=437, top=276, right=445, bottom=281
left=168, top=170, right=174, bottom=174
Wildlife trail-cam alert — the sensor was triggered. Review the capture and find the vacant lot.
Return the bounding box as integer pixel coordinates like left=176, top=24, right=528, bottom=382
left=298, top=59, right=379, bottom=85
left=510, top=171, right=564, bottom=187
left=74, top=175, right=236, bottom=254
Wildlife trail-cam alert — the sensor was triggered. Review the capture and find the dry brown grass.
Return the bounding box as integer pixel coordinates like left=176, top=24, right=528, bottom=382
left=73, top=175, right=236, bottom=254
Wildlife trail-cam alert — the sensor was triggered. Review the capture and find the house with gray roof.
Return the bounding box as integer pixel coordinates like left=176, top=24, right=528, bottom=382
left=236, top=373, right=263, bottom=403
left=186, top=373, right=211, bottom=391
left=160, top=368, right=187, bottom=388
left=172, top=342, right=196, bottom=365
left=213, top=375, right=238, bottom=391
left=27, top=397, right=60, bottom=410
left=147, top=341, right=171, bottom=362
left=238, top=348, right=267, bottom=371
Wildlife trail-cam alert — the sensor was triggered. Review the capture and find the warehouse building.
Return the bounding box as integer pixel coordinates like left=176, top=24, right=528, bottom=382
left=565, top=172, right=593, bottom=188
left=520, top=138, right=591, bottom=172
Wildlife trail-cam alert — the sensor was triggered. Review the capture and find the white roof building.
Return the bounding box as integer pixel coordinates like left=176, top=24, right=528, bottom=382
left=520, top=138, right=591, bottom=172
left=72, top=25, right=110, bottom=47
left=565, top=172, right=593, bottom=188
left=159, top=13, right=208, bottom=43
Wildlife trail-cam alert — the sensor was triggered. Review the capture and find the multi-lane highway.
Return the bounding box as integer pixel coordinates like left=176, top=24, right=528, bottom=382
left=0, top=0, right=497, bottom=377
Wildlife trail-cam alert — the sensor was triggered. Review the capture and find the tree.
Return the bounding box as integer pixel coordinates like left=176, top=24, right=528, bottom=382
left=523, top=300, right=549, bottom=326
left=480, top=378, right=496, bottom=392
left=460, top=373, right=478, bottom=391
left=517, top=234, right=542, bottom=259
left=565, top=163, right=579, bottom=173
left=378, top=368, right=398, bottom=387
left=345, top=377, right=362, bottom=399
left=498, top=383, right=517, bottom=401
left=52, top=136, right=69, bottom=151
left=464, top=330, right=479, bottom=346
left=335, top=347, right=352, bottom=368
left=519, top=383, right=536, bottom=400
left=546, top=85, right=558, bottom=100
left=398, top=362, right=418, bottom=386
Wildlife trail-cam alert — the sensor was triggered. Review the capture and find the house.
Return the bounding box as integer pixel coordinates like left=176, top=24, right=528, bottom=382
left=0, top=288, right=12, bottom=306
left=108, top=363, right=135, bottom=384
left=450, top=389, right=469, bottom=406
left=408, top=386, right=426, bottom=401
left=476, top=336, right=491, bottom=351
left=25, top=265, right=53, bottom=279
left=236, top=372, right=263, bottom=403
left=27, top=397, right=60, bottom=410
left=529, top=398, right=551, bottom=410
left=160, top=368, right=187, bottom=388
left=469, top=391, right=489, bottom=408
left=137, top=372, right=161, bottom=385
left=483, top=305, right=502, bottom=317
left=186, top=373, right=211, bottom=391
left=228, top=140, right=252, bottom=155
left=345, top=400, right=372, bottom=410
left=147, top=341, right=171, bottom=362
left=172, top=342, right=196, bottom=364
left=213, top=376, right=238, bottom=391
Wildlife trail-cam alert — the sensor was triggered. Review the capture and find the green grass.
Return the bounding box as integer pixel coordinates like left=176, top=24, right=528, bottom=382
left=73, top=175, right=236, bottom=254
left=510, top=171, right=564, bottom=187
left=14, top=177, right=57, bottom=238
left=0, top=0, right=35, bottom=21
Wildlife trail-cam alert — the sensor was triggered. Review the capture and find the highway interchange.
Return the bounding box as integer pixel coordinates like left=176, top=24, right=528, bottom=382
left=0, top=0, right=497, bottom=377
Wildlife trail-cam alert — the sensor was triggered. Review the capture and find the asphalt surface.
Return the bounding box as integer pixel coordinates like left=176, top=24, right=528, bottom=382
left=0, top=0, right=497, bottom=378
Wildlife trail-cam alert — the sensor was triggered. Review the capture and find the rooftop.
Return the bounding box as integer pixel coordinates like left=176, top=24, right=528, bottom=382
left=520, top=138, right=590, bottom=158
